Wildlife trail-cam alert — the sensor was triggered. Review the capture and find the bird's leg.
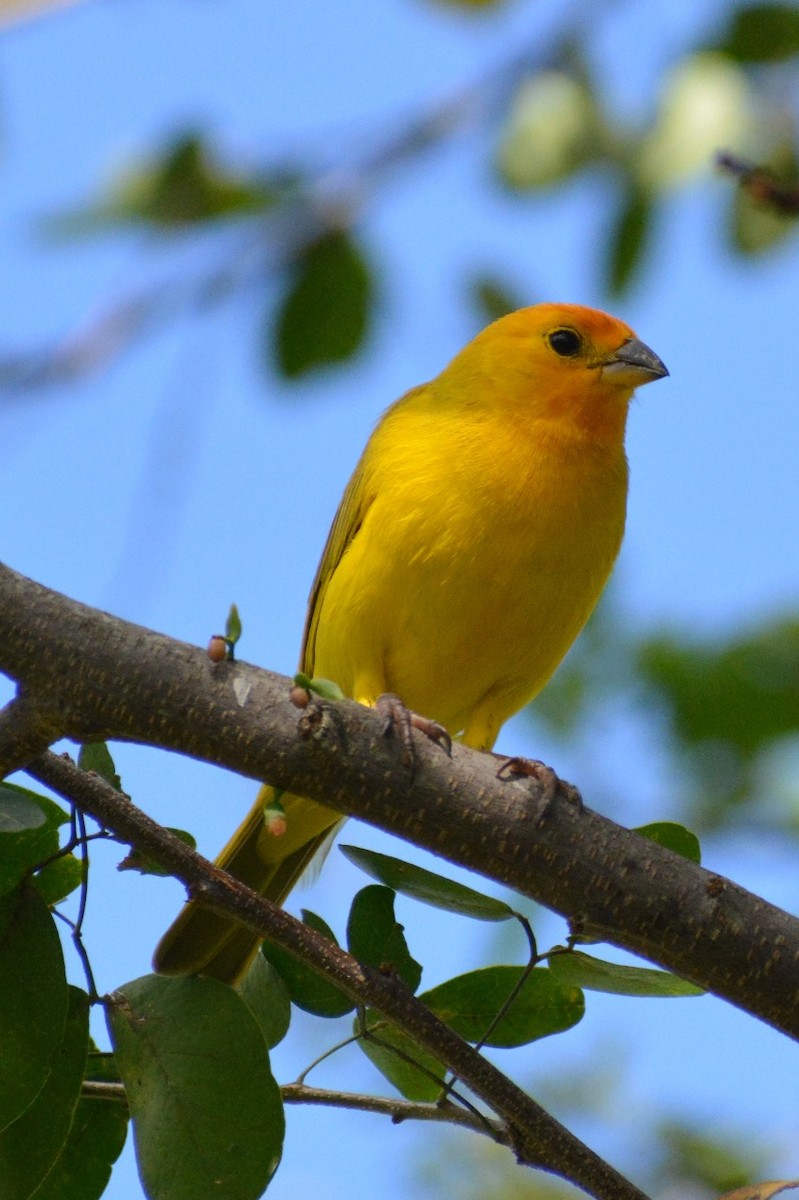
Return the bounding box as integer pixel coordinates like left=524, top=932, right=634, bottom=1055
left=495, top=756, right=582, bottom=827
left=374, top=693, right=452, bottom=770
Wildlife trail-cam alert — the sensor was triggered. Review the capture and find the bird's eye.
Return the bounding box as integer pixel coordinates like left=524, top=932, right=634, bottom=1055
left=547, top=328, right=582, bottom=358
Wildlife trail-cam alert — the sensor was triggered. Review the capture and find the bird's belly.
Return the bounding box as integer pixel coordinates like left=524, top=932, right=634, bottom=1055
left=311, top=470, right=626, bottom=741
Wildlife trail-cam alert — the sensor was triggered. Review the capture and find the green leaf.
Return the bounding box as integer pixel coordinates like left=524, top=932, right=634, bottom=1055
left=0, top=883, right=69, bottom=1132
left=261, top=909, right=354, bottom=1018
left=0, top=783, right=48, bottom=832
left=420, top=966, right=584, bottom=1048
left=0, top=782, right=70, bottom=829
left=496, top=68, right=601, bottom=191
left=638, top=616, right=799, bottom=826
left=635, top=821, right=701, bottom=864
left=106, top=974, right=284, bottom=1200
left=34, top=853, right=85, bottom=906
left=728, top=148, right=798, bottom=256
left=67, top=132, right=278, bottom=232
left=605, top=182, right=654, bottom=296
left=720, top=4, right=799, bottom=62
left=293, top=673, right=345, bottom=701
left=0, top=986, right=89, bottom=1199
left=641, top=618, right=799, bottom=753
left=78, top=742, right=123, bottom=792
left=548, top=950, right=705, bottom=996
left=225, top=603, right=242, bottom=646
left=237, top=953, right=292, bottom=1049
left=656, top=1119, right=770, bottom=1195
left=274, top=231, right=373, bottom=377
left=0, top=782, right=68, bottom=897
left=32, top=1083, right=128, bottom=1200
left=340, top=845, right=515, bottom=922
left=346, top=885, right=422, bottom=992
left=118, top=828, right=197, bottom=876
left=357, top=1012, right=445, bottom=1102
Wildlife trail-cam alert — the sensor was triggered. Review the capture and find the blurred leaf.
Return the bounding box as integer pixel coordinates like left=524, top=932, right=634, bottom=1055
left=655, top=1118, right=772, bottom=1194
left=261, top=909, right=354, bottom=1017
left=420, top=966, right=584, bottom=1047
left=470, top=274, right=524, bottom=323
left=729, top=141, right=799, bottom=255
left=357, top=1011, right=445, bottom=1101
left=731, top=184, right=798, bottom=255
left=640, top=615, right=799, bottom=826
left=34, top=852, right=84, bottom=905
left=635, top=821, right=702, bottom=864
left=78, top=742, right=123, bottom=793
left=496, top=69, right=600, bottom=191
left=721, top=1185, right=799, bottom=1200
left=548, top=950, right=704, bottom=997
left=0, top=986, right=89, bottom=1199
left=274, top=231, right=373, bottom=377
left=346, top=885, right=422, bottom=992
left=53, top=132, right=277, bottom=235
left=605, top=183, right=654, bottom=295
left=639, top=617, right=799, bottom=759
left=720, top=4, right=799, bottom=62
left=118, top=827, right=196, bottom=876
left=638, top=53, right=751, bottom=190
left=0, top=0, right=86, bottom=25
left=237, top=953, right=292, bottom=1049
left=107, top=974, right=284, bottom=1200
left=340, top=845, right=515, bottom=921
left=0, top=883, right=68, bottom=1132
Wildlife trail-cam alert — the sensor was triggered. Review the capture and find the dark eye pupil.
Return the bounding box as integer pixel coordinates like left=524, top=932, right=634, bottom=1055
left=548, top=328, right=581, bottom=357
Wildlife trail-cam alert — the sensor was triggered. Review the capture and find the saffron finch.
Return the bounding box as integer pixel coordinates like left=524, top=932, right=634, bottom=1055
left=154, top=303, right=667, bottom=982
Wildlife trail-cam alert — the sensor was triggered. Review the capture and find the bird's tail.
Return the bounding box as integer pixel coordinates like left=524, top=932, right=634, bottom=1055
left=152, top=786, right=342, bottom=984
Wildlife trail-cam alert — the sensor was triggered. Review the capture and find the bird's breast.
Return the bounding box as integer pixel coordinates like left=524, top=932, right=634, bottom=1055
left=312, top=411, right=629, bottom=738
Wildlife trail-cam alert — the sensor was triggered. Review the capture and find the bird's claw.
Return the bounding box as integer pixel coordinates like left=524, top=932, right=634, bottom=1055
left=375, top=693, right=452, bottom=770
left=408, top=713, right=452, bottom=757
left=496, top=756, right=582, bottom=827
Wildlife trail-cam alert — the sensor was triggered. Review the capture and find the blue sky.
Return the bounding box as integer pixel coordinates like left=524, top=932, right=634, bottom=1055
left=2, top=1, right=799, bottom=1197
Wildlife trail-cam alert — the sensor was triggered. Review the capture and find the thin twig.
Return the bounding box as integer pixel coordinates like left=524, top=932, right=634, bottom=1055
left=282, top=1082, right=506, bottom=1142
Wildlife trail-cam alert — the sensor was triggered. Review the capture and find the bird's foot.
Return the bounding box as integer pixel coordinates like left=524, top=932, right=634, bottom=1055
left=375, top=693, right=452, bottom=770
left=496, top=756, right=582, bottom=827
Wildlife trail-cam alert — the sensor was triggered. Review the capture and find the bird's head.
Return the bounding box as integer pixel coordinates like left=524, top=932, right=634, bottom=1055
left=448, top=303, right=668, bottom=441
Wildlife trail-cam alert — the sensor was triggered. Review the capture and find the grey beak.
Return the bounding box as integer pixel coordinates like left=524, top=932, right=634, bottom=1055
left=602, top=337, right=669, bottom=386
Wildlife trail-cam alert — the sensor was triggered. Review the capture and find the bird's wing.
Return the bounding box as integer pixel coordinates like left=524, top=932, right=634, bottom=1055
left=301, top=384, right=425, bottom=674
left=300, top=451, right=375, bottom=675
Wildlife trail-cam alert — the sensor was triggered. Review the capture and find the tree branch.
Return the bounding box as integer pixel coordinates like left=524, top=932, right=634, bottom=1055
left=1, top=560, right=798, bottom=1044
left=32, top=749, right=647, bottom=1200
left=281, top=1083, right=506, bottom=1141
left=83, top=1076, right=514, bottom=1144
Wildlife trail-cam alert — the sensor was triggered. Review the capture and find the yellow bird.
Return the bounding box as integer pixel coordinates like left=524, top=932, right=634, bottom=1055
left=154, top=303, right=667, bottom=982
